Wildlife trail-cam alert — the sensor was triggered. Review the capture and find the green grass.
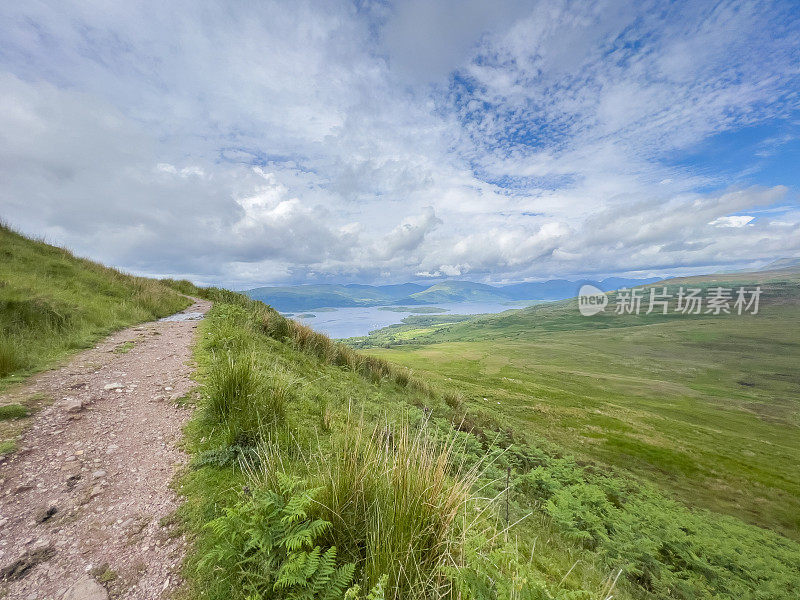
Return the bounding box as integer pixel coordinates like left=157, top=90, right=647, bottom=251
left=0, top=403, right=28, bottom=420
left=112, top=341, right=135, bottom=354
left=0, top=224, right=190, bottom=387
left=204, top=348, right=288, bottom=445
left=0, top=394, right=50, bottom=455
left=0, top=334, right=25, bottom=377
left=303, top=419, right=477, bottom=597
left=178, top=295, right=643, bottom=600
left=356, top=273, right=800, bottom=541
left=0, top=393, right=49, bottom=446
left=177, top=288, right=800, bottom=599
left=0, top=439, right=16, bottom=455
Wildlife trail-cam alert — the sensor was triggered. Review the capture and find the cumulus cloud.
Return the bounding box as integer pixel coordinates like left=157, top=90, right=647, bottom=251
left=0, top=0, right=798, bottom=287
left=374, top=207, right=442, bottom=260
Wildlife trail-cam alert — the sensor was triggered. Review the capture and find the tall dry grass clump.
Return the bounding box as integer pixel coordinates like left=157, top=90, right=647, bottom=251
left=257, top=308, right=291, bottom=341
left=253, top=419, right=481, bottom=599
left=288, top=321, right=338, bottom=362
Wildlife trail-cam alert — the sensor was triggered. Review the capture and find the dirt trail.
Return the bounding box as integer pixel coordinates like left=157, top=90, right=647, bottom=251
left=0, top=298, right=211, bottom=600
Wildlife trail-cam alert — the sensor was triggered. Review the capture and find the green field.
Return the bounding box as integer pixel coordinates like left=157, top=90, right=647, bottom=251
left=359, top=270, right=800, bottom=540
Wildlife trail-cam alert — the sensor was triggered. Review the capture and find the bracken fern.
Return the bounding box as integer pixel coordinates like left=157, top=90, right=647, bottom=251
left=199, top=473, right=359, bottom=600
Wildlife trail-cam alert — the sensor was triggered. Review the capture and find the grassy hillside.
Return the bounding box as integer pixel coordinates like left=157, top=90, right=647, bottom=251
left=353, top=270, right=800, bottom=542
left=0, top=224, right=190, bottom=387
left=175, top=287, right=800, bottom=599
left=408, top=281, right=508, bottom=303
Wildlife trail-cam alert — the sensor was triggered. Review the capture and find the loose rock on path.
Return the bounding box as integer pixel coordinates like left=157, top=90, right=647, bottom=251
left=0, top=298, right=211, bottom=599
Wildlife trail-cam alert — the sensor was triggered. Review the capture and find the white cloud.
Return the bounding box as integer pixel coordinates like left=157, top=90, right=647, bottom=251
left=0, top=1, right=798, bottom=286
left=374, top=207, right=441, bottom=260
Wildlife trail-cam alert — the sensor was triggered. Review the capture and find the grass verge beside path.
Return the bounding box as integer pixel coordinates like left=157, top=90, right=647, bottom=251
left=0, top=224, right=190, bottom=388
left=0, top=224, right=192, bottom=455
left=175, top=287, right=800, bottom=600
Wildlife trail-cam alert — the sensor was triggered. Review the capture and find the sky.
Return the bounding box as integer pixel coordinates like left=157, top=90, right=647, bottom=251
left=1, top=0, right=799, bottom=288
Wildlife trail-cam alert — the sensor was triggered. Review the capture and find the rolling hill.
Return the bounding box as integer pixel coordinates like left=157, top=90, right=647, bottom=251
left=407, top=280, right=506, bottom=303
left=762, top=257, right=800, bottom=270
left=245, top=276, right=661, bottom=311
left=245, top=283, right=427, bottom=311
left=357, top=268, right=800, bottom=542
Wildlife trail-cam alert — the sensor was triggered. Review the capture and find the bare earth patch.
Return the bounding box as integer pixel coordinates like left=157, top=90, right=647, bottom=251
left=0, top=298, right=211, bottom=599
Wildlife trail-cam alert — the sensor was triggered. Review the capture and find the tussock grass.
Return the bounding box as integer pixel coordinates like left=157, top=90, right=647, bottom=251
left=245, top=417, right=484, bottom=600
left=206, top=352, right=260, bottom=421
left=0, top=335, right=26, bottom=377
left=206, top=352, right=288, bottom=445
left=442, top=391, right=464, bottom=411
left=313, top=420, right=479, bottom=598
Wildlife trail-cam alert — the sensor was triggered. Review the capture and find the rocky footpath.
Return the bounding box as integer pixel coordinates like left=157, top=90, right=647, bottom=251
left=0, top=299, right=210, bottom=599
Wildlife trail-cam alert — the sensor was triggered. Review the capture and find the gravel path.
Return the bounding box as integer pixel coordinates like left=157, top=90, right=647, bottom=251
left=0, top=298, right=211, bottom=599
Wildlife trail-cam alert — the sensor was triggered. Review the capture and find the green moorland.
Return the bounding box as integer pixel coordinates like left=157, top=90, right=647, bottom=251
left=173, top=283, right=799, bottom=600
left=350, top=270, right=800, bottom=544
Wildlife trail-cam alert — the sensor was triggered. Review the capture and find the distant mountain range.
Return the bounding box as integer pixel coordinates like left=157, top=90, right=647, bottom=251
left=245, top=276, right=662, bottom=311
left=762, top=257, right=800, bottom=271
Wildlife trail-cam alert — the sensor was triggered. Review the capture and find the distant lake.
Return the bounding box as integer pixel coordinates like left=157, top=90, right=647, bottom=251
left=282, top=301, right=540, bottom=339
